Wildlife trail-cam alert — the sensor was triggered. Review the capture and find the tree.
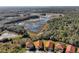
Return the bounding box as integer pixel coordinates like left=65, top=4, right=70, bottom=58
left=69, top=39, right=75, bottom=45
left=50, top=35, right=57, bottom=41
left=62, top=32, right=68, bottom=37
left=22, top=31, right=30, bottom=38
left=74, top=40, right=79, bottom=47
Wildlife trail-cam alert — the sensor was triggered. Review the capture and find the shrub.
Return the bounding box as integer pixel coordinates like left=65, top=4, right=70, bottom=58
left=22, top=32, right=30, bottom=38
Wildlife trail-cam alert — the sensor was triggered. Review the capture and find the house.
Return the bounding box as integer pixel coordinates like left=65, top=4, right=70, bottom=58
left=54, top=43, right=65, bottom=53
left=65, top=45, right=75, bottom=53
left=43, top=40, right=54, bottom=51
left=77, top=48, right=79, bottom=53
left=25, top=39, right=36, bottom=52
left=33, top=40, right=44, bottom=51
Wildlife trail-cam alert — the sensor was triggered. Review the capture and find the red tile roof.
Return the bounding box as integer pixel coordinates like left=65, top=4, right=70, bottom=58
left=55, top=43, right=64, bottom=50
left=54, top=43, right=65, bottom=53
left=33, top=40, right=43, bottom=49
left=25, top=39, right=34, bottom=48
left=66, top=45, right=75, bottom=53
left=44, top=40, right=53, bottom=48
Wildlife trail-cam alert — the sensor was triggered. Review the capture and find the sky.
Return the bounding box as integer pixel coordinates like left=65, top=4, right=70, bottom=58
left=0, top=0, right=79, bottom=6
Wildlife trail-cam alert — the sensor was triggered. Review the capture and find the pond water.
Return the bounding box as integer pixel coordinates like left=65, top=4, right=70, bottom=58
left=25, top=17, right=49, bottom=32
left=18, top=16, right=50, bottom=32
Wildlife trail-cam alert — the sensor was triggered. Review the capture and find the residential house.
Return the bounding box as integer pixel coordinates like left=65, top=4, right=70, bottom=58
left=77, top=48, right=79, bottom=53
left=33, top=40, right=44, bottom=51
left=65, top=45, right=75, bottom=53
left=54, top=43, right=65, bottom=53
left=43, top=40, right=54, bottom=52
left=26, top=39, right=36, bottom=52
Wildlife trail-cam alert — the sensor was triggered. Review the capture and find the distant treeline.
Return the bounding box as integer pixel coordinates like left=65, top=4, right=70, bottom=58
left=0, top=6, right=79, bottom=13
